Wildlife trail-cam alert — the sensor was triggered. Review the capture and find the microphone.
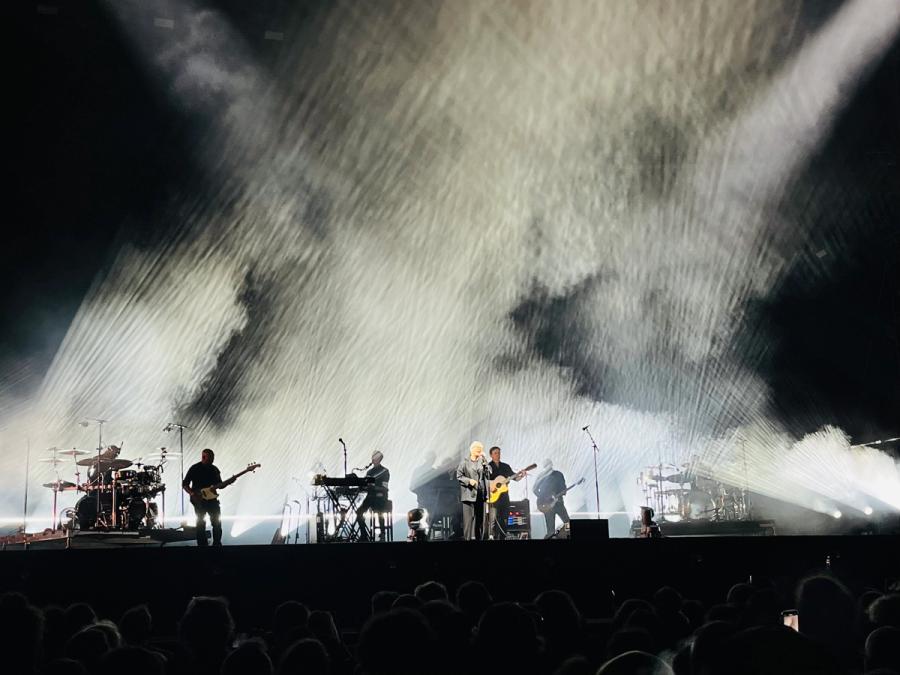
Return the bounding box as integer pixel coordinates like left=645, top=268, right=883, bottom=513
left=582, top=425, right=590, bottom=431
left=338, top=438, right=346, bottom=446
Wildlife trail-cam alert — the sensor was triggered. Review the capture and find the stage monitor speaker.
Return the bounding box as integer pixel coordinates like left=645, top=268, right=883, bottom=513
left=506, top=500, right=532, bottom=538
left=569, top=519, right=609, bottom=541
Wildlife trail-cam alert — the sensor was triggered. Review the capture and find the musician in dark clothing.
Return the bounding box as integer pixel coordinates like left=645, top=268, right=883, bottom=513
left=487, top=446, right=520, bottom=540
left=183, top=448, right=232, bottom=546
left=357, top=451, right=391, bottom=541
left=534, top=460, right=570, bottom=538
left=456, top=441, right=490, bottom=540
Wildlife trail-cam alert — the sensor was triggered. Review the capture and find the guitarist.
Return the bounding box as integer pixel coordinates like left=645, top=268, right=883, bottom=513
left=487, top=446, right=520, bottom=540
left=533, top=459, right=571, bottom=538
left=183, top=448, right=233, bottom=547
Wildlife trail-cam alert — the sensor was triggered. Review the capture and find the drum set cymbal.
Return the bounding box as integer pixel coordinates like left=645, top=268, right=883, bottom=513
left=76, top=457, right=133, bottom=471
left=39, top=457, right=67, bottom=466
left=59, top=448, right=88, bottom=457
left=145, top=450, right=181, bottom=463
left=42, top=480, right=77, bottom=490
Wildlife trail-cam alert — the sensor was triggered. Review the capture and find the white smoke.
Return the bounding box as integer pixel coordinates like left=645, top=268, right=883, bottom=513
left=3, top=0, right=899, bottom=538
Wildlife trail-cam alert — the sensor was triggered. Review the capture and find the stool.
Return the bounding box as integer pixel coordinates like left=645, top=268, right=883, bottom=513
left=429, top=515, right=454, bottom=541
left=368, top=500, right=393, bottom=542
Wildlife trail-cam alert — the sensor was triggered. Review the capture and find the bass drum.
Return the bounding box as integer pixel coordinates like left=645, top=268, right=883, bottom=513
left=74, top=493, right=113, bottom=530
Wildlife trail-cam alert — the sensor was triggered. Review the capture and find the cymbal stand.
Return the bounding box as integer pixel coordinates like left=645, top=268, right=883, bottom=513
left=50, top=477, right=61, bottom=531
left=72, top=450, right=81, bottom=491
left=83, top=419, right=107, bottom=529
left=164, top=422, right=189, bottom=517
left=49, top=449, right=60, bottom=530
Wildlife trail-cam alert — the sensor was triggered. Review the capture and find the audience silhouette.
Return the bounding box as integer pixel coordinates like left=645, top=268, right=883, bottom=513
left=3, top=563, right=896, bottom=675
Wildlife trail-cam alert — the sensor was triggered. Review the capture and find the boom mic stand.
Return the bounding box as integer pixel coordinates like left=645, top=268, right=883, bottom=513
left=583, top=425, right=602, bottom=518
left=339, top=438, right=348, bottom=476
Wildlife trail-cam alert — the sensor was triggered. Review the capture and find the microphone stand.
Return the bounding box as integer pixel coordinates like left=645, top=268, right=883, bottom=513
left=339, top=438, right=348, bottom=476
left=22, top=439, right=30, bottom=542
left=164, top=422, right=189, bottom=516
left=292, top=500, right=303, bottom=544
left=480, top=457, right=491, bottom=541
left=583, top=426, right=601, bottom=519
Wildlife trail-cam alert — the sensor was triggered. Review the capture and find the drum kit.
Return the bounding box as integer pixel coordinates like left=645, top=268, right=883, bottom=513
left=638, top=462, right=749, bottom=523
left=40, top=445, right=180, bottom=532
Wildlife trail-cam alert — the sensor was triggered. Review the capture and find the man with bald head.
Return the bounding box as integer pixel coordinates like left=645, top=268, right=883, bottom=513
left=456, top=441, right=490, bottom=540
left=357, top=450, right=391, bottom=541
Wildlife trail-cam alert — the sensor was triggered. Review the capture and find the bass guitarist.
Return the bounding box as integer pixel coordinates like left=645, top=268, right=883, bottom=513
left=183, top=448, right=233, bottom=547
left=487, top=446, right=521, bottom=540
left=533, top=459, right=571, bottom=538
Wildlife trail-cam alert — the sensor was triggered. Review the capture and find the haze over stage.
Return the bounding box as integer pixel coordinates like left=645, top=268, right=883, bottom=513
left=2, top=1, right=900, bottom=540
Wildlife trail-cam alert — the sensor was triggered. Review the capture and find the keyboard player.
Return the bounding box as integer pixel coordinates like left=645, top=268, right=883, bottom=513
left=356, top=451, right=390, bottom=541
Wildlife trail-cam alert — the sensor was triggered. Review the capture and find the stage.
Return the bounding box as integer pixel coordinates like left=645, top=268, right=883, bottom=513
left=2, top=534, right=898, bottom=633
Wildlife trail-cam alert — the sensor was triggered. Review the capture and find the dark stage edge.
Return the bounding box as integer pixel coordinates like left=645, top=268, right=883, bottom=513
left=0, top=528, right=199, bottom=549
left=629, top=519, right=777, bottom=537
left=2, top=536, right=898, bottom=632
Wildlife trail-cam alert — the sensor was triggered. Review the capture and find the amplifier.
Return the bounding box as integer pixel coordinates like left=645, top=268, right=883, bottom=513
left=506, top=500, right=531, bottom=538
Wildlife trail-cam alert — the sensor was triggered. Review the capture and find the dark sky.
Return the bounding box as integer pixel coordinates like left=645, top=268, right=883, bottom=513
left=7, top=1, right=900, bottom=445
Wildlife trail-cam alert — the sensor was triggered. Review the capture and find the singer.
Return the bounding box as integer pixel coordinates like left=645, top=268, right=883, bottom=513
left=456, top=441, right=490, bottom=540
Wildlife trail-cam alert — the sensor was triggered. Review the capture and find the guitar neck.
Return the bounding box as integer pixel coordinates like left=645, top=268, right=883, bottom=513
left=216, top=467, right=252, bottom=488
left=562, top=479, right=585, bottom=495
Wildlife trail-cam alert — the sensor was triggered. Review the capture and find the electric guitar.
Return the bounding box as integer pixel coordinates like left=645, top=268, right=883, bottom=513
left=488, top=463, right=537, bottom=504
left=537, top=477, right=585, bottom=513
left=192, top=463, right=261, bottom=503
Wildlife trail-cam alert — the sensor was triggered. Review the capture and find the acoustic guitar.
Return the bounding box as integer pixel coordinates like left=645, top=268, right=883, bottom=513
left=192, top=463, right=261, bottom=504
left=488, top=463, right=537, bottom=504
left=537, top=477, right=585, bottom=513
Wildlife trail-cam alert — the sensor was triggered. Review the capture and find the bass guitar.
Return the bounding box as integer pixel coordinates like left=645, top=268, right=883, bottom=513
left=537, top=477, right=585, bottom=513
left=488, top=463, right=537, bottom=504
left=192, top=463, right=261, bottom=503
